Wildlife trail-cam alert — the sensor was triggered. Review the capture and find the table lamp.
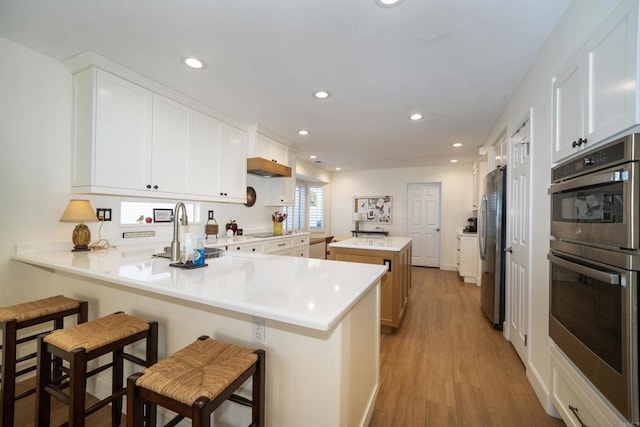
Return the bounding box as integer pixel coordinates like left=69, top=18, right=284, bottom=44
left=59, top=199, right=98, bottom=251
left=353, top=212, right=364, bottom=231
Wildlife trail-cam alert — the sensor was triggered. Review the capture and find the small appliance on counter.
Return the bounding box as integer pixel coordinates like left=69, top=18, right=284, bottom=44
left=463, top=217, right=477, bottom=233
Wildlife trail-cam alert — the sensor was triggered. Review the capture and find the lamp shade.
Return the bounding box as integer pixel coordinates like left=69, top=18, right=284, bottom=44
left=59, top=200, right=98, bottom=223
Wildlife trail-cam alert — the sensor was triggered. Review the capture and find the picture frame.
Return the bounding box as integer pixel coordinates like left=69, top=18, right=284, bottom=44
left=153, top=208, right=173, bottom=223
left=354, top=196, right=392, bottom=224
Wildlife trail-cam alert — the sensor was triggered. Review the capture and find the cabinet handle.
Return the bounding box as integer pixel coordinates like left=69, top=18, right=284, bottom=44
left=252, top=248, right=256, bottom=252
left=146, top=184, right=152, bottom=189
left=572, top=140, right=579, bottom=148
left=568, top=405, right=588, bottom=427
left=278, top=243, right=286, bottom=247
left=236, top=247, right=241, bottom=250
left=219, top=192, right=228, bottom=196
left=153, top=185, right=158, bottom=190
left=579, top=137, right=587, bottom=146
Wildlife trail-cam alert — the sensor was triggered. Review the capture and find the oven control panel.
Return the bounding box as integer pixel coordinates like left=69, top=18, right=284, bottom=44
left=552, top=138, right=627, bottom=182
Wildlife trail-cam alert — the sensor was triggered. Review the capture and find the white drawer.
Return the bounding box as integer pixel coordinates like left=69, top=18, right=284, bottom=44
left=264, top=238, right=293, bottom=253
left=291, top=247, right=309, bottom=258
left=551, top=346, right=621, bottom=427
left=293, top=235, right=310, bottom=247
left=229, top=243, right=264, bottom=253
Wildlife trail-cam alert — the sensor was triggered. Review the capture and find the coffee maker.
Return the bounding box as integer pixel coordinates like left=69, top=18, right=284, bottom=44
left=464, top=217, right=477, bottom=232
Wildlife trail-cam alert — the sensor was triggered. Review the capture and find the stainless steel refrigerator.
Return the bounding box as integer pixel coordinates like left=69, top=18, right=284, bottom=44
left=478, top=166, right=506, bottom=330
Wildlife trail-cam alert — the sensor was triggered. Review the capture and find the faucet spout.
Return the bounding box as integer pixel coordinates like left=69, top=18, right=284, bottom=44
left=170, top=202, right=188, bottom=262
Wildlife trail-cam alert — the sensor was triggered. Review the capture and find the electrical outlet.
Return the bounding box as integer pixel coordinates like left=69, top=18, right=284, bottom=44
left=208, top=210, right=215, bottom=220
left=96, top=208, right=112, bottom=221
left=252, top=317, right=266, bottom=344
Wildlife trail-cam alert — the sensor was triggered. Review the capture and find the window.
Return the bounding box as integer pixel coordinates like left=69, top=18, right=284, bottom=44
left=284, top=183, right=325, bottom=232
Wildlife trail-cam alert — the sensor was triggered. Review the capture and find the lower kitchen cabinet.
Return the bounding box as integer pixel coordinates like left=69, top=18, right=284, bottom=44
left=457, top=232, right=478, bottom=284
left=329, top=239, right=412, bottom=329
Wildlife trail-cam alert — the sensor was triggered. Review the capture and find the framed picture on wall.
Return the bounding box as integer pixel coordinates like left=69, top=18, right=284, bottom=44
left=354, top=196, right=392, bottom=223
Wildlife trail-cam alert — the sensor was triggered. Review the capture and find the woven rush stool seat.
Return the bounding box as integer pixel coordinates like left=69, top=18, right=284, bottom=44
left=0, top=295, right=87, bottom=427
left=36, top=311, right=158, bottom=427
left=127, top=336, right=265, bottom=427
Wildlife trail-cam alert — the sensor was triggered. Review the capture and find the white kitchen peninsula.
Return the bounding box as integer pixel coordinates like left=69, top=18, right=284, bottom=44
left=13, top=246, right=386, bottom=426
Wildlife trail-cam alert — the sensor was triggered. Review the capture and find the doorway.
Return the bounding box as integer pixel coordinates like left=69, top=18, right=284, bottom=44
left=407, top=183, right=441, bottom=267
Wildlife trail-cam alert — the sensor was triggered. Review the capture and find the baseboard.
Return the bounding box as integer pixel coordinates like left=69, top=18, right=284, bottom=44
left=361, top=383, right=380, bottom=427
left=527, top=361, right=561, bottom=418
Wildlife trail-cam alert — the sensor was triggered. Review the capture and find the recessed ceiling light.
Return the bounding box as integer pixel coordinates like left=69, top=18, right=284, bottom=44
left=309, top=155, right=317, bottom=159
left=183, top=57, right=206, bottom=69
left=450, top=159, right=458, bottom=163
left=375, top=0, right=404, bottom=7
left=335, top=167, right=342, bottom=171
left=453, top=142, right=463, bottom=147
left=298, top=129, right=309, bottom=136
left=409, top=113, right=423, bottom=121
left=313, top=90, right=331, bottom=100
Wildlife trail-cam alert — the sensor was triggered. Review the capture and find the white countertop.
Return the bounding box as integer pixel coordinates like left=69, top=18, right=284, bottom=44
left=328, top=237, right=412, bottom=252
left=13, top=245, right=385, bottom=332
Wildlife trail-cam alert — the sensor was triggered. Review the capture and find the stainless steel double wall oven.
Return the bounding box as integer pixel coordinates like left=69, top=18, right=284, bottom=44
left=549, top=133, right=639, bottom=423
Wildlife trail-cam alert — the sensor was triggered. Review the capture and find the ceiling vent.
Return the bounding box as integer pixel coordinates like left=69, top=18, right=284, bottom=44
left=247, top=157, right=292, bottom=178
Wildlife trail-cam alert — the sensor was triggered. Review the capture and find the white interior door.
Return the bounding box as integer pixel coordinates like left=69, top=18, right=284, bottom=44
left=506, top=112, right=531, bottom=364
left=407, top=183, right=441, bottom=267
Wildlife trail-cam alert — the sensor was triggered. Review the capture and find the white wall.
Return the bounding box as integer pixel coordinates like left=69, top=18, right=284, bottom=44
left=330, top=164, right=473, bottom=269
left=479, top=0, right=620, bottom=414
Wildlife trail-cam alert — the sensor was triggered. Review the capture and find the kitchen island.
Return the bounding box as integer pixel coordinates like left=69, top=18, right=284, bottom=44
left=13, top=245, right=386, bottom=426
left=329, top=237, right=412, bottom=330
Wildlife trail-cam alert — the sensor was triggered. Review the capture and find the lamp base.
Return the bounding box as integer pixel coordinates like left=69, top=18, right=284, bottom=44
left=71, top=223, right=91, bottom=252
left=72, top=245, right=91, bottom=252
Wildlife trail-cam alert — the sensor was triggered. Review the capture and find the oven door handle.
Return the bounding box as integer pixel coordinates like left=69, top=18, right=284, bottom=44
left=548, top=253, right=620, bottom=285
left=549, top=168, right=628, bottom=194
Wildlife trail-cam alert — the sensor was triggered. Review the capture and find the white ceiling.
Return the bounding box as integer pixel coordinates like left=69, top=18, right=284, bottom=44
left=0, top=0, right=571, bottom=171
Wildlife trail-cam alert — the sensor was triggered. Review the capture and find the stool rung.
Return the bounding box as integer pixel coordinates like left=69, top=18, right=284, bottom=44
left=14, top=386, right=35, bottom=401
left=15, top=363, right=37, bottom=378
left=16, top=351, right=37, bottom=365
left=121, top=352, right=146, bottom=366
left=17, top=330, right=52, bottom=345
left=44, top=384, right=70, bottom=405
left=86, top=361, right=113, bottom=379
left=85, top=387, right=126, bottom=417
left=228, top=393, right=252, bottom=407
left=166, top=414, right=186, bottom=427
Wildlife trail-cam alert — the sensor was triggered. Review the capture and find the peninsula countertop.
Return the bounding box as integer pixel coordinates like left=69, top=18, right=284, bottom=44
left=13, top=246, right=386, bottom=332
left=329, top=236, right=412, bottom=252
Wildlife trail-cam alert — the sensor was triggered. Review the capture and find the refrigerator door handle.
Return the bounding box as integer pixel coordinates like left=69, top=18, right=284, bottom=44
left=479, top=195, right=488, bottom=259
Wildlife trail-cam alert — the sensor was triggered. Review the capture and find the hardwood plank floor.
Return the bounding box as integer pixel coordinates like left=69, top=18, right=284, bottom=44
left=370, top=267, right=565, bottom=427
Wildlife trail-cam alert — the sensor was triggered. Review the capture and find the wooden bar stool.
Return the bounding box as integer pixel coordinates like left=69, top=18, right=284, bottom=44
left=127, top=336, right=265, bottom=427
left=35, top=311, right=158, bottom=427
left=0, top=295, right=88, bottom=426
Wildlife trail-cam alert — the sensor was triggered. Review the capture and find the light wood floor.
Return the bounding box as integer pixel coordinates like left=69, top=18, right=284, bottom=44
left=11, top=267, right=564, bottom=426
left=370, top=267, right=565, bottom=427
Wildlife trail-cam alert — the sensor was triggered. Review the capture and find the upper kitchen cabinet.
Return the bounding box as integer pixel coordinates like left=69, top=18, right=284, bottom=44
left=249, top=131, right=289, bottom=165
left=72, top=67, right=153, bottom=193
left=263, top=153, right=296, bottom=206
left=553, top=0, right=639, bottom=163
left=71, top=67, right=248, bottom=202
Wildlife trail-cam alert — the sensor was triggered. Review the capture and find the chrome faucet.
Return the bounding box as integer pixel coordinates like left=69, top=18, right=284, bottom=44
left=170, top=202, right=188, bottom=262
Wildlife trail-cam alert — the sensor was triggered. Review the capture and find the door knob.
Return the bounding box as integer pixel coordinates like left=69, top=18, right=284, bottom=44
left=435, top=228, right=440, bottom=232
left=504, top=247, right=513, bottom=253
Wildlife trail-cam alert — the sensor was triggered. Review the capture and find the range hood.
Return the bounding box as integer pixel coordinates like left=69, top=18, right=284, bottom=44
left=247, top=157, right=292, bottom=178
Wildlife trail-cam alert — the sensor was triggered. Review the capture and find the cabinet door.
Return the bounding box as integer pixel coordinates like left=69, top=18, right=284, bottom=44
left=584, top=0, right=638, bottom=145
left=189, top=111, right=222, bottom=197
left=94, top=70, right=153, bottom=190
left=151, top=95, right=190, bottom=194
left=219, top=124, right=248, bottom=202
left=552, top=55, right=583, bottom=163
left=256, top=133, right=288, bottom=165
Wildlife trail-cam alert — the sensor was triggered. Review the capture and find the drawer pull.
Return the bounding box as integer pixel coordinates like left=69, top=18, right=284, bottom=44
left=278, top=243, right=286, bottom=247
left=568, top=405, right=588, bottom=427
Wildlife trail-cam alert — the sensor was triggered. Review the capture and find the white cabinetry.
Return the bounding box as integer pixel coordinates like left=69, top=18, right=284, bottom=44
left=551, top=344, right=626, bottom=427
left=263, top=154, right=295, bottom=206
left=456, top=232, right=478, bottom=284
left=212, top=234, right=310, bottom=258
left=250, top=132, right=289, bottom=165
left=71, top=67, right=247, bottom=202
left=72, top=67, right=153, bottom=192
left=553, top=0, right=640, bottom=163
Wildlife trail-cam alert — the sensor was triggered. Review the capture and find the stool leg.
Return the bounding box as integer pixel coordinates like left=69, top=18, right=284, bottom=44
left=36, top=335, right=52, bottom=427
left=112, top=348, right=124, bottom=426
left=69, top=348, right=88, bottom=427
left=192, top=397, right=211, bottom=427
left=145, top=321, right=159, bottom=427
left=1, top=319, right=17, bottom=427
left=127, top=373, right=145, bottom=427
left=253, top=349, right=266, bottom=427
